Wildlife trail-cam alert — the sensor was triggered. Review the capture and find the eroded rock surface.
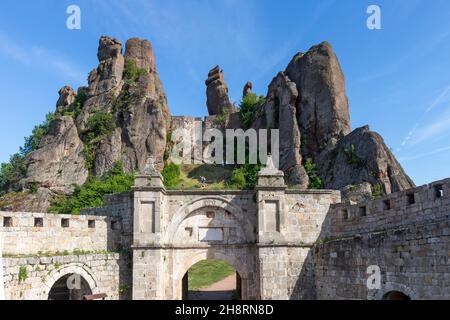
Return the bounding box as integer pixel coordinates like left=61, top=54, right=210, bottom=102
left=316, top=126, right=415, bottom=194
left=23, top=116, right=88, bottom=194
left=264, top=72, right=308, bottom=187
left=205, top=66, right=235, bottom=115
left=285, top=42, right=350, bottom=159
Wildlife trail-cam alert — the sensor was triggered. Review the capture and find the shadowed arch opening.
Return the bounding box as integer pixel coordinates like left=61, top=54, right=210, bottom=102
left=182, top=259, right=241, bottom=300
left=382, top=291, right=411, bottom=300
left=48, top=273, right=92, bottom=300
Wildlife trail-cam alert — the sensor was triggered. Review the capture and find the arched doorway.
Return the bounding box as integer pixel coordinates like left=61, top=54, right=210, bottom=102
left=382, top=291, right=411, bottom=300
left=48, top=274, right=92, bottom=300
left=182, top=259, right=241, bottom=300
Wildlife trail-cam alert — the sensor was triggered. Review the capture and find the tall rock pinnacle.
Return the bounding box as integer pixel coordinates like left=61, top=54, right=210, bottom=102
left=285, top=42, right=351, bottom=159
left=205, top=66, right=235, bottom=115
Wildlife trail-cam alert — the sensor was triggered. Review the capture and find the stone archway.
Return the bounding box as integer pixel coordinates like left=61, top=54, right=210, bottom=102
left=48, top=273, right=93, bottom=300
left=165, top=196, right=255, bottom=244
left=368, top=282, right=418, bottom=300
left=173, top=249, right=252, bottom=300
left=382, top=291, right=411, bottom=300
left=43, top=263, right=99, bottom=300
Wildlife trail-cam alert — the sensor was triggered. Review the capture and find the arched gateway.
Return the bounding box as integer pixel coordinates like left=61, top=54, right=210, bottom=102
left=130, top=159, right=341, bottom=300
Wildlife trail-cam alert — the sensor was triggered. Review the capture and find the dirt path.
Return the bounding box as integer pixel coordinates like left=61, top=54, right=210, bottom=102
left=188, top=273, right=237, bottom=300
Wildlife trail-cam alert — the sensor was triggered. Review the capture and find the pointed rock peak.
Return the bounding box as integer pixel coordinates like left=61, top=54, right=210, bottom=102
left=125, top=37, right=156, bottom=73
left=56, top=86, right=76, bottom=113
left=205, top=65, right=224, bottom=86
left=205, top=65, right=235, bottom=115
left=97, top=36, right=123, bottom=62
left=243, top=81, right=253, bottom=96
left=285, top=40, right=350, bottom=159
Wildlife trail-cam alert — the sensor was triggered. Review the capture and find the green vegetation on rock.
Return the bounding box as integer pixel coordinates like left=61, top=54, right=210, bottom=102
left=0, top=112, right=57, bottom=195
left=238, top=93, right=265, bottom=129
left=18, top=266, right=28, bottom=282
left=344, top=144, right=365, bottom=167
left=372, top=183, right=383, bottom=198
left=214, top=108, right=230, bottom=126
left=49, top=161, right=134, bottom=214
left=82, top=111, right=116, bottom=171
left=305, top=158, right=323, bottom=189
left=123, top=59, right=147, bottom=84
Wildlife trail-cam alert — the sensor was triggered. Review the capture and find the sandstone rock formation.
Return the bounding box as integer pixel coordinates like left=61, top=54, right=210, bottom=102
left=56, top=86, right=76, bottom=114
left=263, top=72, right=308, bottom=187
left=285, top=42, right=350, bottom=159
left=1, top=37, right=415, bottom=213
left=246, top=41, right=413, bottom=193
left=77, top=36, right=125, bottom=130
left=316, top=126, right=415, bottom=194
left=243, top=81, right=253, bottom=96
left=205, top=66, right=235, bottom=115
left=4, top=36, right=172, bottom=211
left=79, top=36, right=170, bottom=176
left=23, top=116, right=88, bottom=194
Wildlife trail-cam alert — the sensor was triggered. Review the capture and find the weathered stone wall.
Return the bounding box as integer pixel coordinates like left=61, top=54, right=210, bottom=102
left=3, top=253, right=128, bottom=300
left=322, top=178, right=450, bottom=238
left=313, top=178, right=450, bottom=300
left=80, top=192, right=133, bottom=249
left=0, top=211, right=122, bottom=255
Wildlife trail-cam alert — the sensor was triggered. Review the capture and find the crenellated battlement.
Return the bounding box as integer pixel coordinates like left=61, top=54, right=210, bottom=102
left=0, top=211, right=122, bottom=255
left=323, top=178, right=450, bottom=238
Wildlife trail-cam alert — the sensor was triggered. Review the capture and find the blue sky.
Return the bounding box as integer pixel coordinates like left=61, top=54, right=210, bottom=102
left=0, top=0, right=450, bottom=186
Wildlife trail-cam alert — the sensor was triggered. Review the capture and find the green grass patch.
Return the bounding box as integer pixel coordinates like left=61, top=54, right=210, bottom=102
left=188, top=259, right=236, bottom=291
left=164, top=164, right=236, bottom=190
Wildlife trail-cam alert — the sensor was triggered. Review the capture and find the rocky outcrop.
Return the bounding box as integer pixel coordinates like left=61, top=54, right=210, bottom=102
left=263, top=72, right=308, bottom=187
left=23, top=116, right=88, bottom=194
left=285, top=42, right=350, bottom=159
left=205, top=66, right=235, bottom=115
left=56, top=86, right=76, bottom=114
left=8, top=36, right=171, bottom=211
left=243, top=81, right=253, bottom=96
left=98, top=37, right=171, bottom=174
left=316, top=126, right=415, bottom=194
left=124, top=38, right=156, bottom=73
left=77, top=36, right=125, bottom=130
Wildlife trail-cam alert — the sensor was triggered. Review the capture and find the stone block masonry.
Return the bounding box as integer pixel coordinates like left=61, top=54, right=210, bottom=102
left=0, top=211, right=122, bottom=255
left=313, top=178, right=450, bottom=300
left=2, top=162, right=450, bottom=300
left=2, top=253, right=128, bottom=300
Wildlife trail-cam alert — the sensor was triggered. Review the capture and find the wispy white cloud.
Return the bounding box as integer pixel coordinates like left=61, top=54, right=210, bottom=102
left=398, top=145, right=450, bottom=162
left=398, top=85, right=450, bottom=149
left=0, top=32, right=85, bottom=84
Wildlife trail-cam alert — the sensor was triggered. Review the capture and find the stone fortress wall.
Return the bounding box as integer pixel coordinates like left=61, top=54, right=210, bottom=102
left=1, top=167, right=450, bottom=300
left=313, top=178, right=450, bottom=299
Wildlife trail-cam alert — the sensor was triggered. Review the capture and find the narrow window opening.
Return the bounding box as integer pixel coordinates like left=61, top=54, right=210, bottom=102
left=61, top=218, right=70, bottom=228
left=3, top=216, right=12, bottom=227
left=88, top=220, right=95, bottom=228
left=34, top=217, right=44, bottom=227
left=342, top=209, right=349, bottom=220
left=435, top=185, right=444, bottom=199
left=359, top=206, right=367, bottom=217
left=407, top=193, right=415, bottom=205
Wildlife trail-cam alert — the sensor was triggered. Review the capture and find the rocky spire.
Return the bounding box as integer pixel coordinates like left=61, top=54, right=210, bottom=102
left=205, top=65, right=235, bottom=115
left=243, top=81, right=253, bottom=97
left=285, top=41, right=351, bottom=159
left=263, top=72, right=309, bottom=188
left=124, top=38, right=156, bottom=73
left=56, top=86, right=76, bottom=114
